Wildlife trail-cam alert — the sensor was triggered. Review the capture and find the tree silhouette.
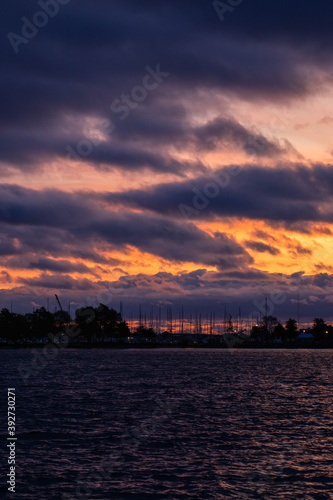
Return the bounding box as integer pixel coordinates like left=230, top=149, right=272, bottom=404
left=0, top=308, right=29, bottom=342
left=312, top=317, right=328, bottom=340
left=95, top=304, right=122, bottom=337
left=26, top=307, right=55, bottom=340
left=263, top=315, right=278, bottom=335
left=117, top=320, right=131, bottom=338
left=250, top=325, right=260, bottom=339
left=54, top=310, right=71, bottom=327
left=75, top=304, right=129, bottom=342
left=285, top=318, right=298, bottom=340
left=274, top=322, right=286, bottom=341
left=135, top=326, right=156, bottom=341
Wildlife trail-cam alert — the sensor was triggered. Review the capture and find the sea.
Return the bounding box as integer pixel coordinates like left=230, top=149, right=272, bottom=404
left=0, top=348, right=332, bottom=499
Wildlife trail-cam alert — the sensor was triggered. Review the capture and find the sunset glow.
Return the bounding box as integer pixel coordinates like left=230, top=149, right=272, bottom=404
left=2, top=1, right=333, bottom=326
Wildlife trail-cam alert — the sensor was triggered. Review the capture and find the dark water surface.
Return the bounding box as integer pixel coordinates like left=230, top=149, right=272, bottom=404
left=0, top=348, right=332, bottom=499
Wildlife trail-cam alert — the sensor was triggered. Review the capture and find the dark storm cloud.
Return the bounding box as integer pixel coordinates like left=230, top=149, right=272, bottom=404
left=67, top=143, right=200, bottom=176
left=0, top=184, right=92, bottom=227
left=87, top=267, right=333, bottom=324
left=28, top=258, right=94, bottom=274
left=193, top=117, right=300, bottom=157
left=0, top=126, right=200, bottom=175
left=0, top=223, right=110, bottom=266
left=0, top=161, right=329, bottom=282
left=107, top=109, right=299, bottom=160
left=104, top=163, right=333, bottom=223
left=5, top=266, right=333, bottom=321
left=219, top=269, right=270, bottom=281
left=80, top=215, right=252, bottom=270
left=0, top=237, right=20, bottom=256
left=109, top=104, right=188, bottom=145
left=0, top=184, right=252, bottom=269
left=252, top=230, right=277, bottom=241
left=3, top=0, right=330, bottom=100
left=99, top=268, right=271, bottom=297
left=268, top=221, right=333, bottom=235
left=2, top=0, right=333, bottom=318
left=0, top=112, right=292, bottom=173
left=20, top=273, right=98, bottom=291
left=287, top=243, right=312, bottom=257
left=245, top=241, right=280, bottom=256
left=312, top=273, right=333, bottom=288
left=1, top=1, right=333, bottom=172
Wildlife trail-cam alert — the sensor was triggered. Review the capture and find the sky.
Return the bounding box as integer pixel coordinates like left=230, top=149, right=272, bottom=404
left=1, top=0, right=333, bottom=326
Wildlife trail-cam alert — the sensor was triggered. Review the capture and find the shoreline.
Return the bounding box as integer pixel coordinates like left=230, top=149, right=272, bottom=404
left=1, top=341, right=333, bottom=349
